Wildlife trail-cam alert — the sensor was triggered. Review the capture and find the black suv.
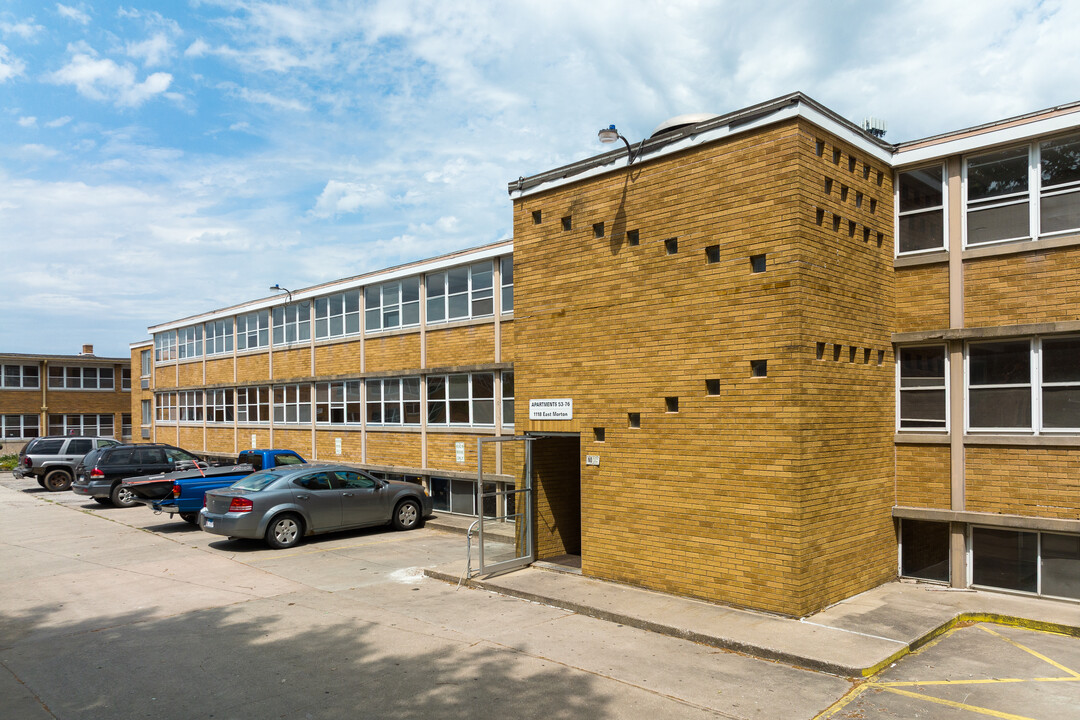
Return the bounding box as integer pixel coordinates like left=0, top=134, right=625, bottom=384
left=14, top=436, right=122, bottom=491
left=73, top=444, right=208, bottom=507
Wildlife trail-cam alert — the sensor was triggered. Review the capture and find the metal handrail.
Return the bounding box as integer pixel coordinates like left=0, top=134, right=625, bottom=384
left=462, top=519, right=481, bottom=585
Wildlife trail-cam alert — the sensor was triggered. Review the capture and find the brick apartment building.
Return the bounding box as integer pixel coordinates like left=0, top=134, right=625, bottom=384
left=0, top=345, right=132, bottom=453
left=139, top=92, right=1080, bottom=616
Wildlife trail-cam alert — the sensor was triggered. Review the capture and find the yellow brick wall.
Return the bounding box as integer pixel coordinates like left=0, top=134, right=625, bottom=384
left=965, top=245, right=1080, bottom=327
left=205, top=358, right=233, bottom=385
left=314, top=428, right=363, bottom=462
left=895, top=444, right=951, bottom=509
left=500, top=320, right=515, bottom=362
left=178, top=426, right=203, bottom=450
left=272, top=428, right=311, bottom=456
left=236, top=353, right=270, bottom=381
left=0, top=391, right=39, bottom=414
left=314, top=341, right=364, bottom=377
left=895, top=264, right=950, bottom=332
left=366, top=430, right=424, bottom=468
left=272, top=348, right=311, bottom=380
left=177, top=362, right=202, bottom=387
left=130, top=346, right=153, bottom=442
left=237, top=427, right=271, bottom=450
left=426, top=325, right=496, bottom=367
left=206, top=427, right=235, bottom=455
left=513, top=119, right=895, bottom=616
left=365, top=334, right=421, bottom=373
left=966, top=446, right=1080, bottom=519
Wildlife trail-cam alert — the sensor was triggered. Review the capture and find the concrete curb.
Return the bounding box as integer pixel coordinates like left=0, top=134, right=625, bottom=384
left=424, top=567, right=1080, bottom=678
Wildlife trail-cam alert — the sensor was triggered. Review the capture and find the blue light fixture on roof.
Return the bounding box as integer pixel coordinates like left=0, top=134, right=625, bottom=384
left=597, top=124, right=640, bottom=164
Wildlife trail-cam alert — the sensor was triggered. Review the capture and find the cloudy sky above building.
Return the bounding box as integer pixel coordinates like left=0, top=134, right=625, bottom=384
left=1, top=0, right=1077, bottom=357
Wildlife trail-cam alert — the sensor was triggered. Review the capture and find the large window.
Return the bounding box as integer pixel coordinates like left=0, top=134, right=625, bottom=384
left=273, top=384, right=312, bottom=424
left=155, top=392, right=177, bottom=422
left=237, top=387, right=271, bottom=423
left=426, top=262, right=494, bottom=324
left=315, top=381, right=362, bottom=423
left=500, top=255, right=513, bottom=313
left=178, top=390, right=203, bottom=422
left=48, top=413, right=114, bottom=436
left=427, top=373, right=494, bottom=425
left=154, top=331, right=177, bottom=362
left=205, top=319, right=234, bottom=355
left=1041, top=336, right=1080, bottom=430
left=1, top=364, right=39, bottom=389
left=236, top=310, right=270, bottom=351
left=966, top=133, right=1080, bottom=247
left=366, top=377, right=421, bottom=425
left=897, top=165, right=945, bottom=254
left=898, top=346, right=947, bottom=430
left=141, top=399, right=152, bottom=426
left=502, top=371, right=515, bottom=426
left=1, top=414, right=39, bottom=439
left=970, top=527, right=1080, bottom=599
left=272, top=302, right=311, bottom=346
left=207, top=389, right=234, bottom=423
left=365, top=278, right=420, bottom=332
left=177, top=325, right=203, bottom=359
left=140, top=349, right=152, bottom=377
left=48, top=366, right=115, bottom=390
left=314, top=290, right=361, bottom=339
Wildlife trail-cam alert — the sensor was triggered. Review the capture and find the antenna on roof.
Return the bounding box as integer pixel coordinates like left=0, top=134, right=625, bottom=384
left=862, top=117, right=887, bottom=139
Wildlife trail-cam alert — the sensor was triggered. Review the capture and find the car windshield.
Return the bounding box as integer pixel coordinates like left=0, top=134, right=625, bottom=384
left=231, top=472, right=280, bottom=492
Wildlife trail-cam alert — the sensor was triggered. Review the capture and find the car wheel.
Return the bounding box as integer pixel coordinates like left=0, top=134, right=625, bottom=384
left=265, top=514, right=302, bottom=549
left=110, top=483, right=139, bottom=508
left=392, top=499, right=422, bottom=531
left=180, top=512, right=198, bottom=525
left=92, top=497, right=111, bottom=505
left=36, top=477, right=46, bottom=487
left=43, top=469, right=73, bottom=492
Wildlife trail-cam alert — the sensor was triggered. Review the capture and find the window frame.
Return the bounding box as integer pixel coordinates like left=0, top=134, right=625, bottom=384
left=205, top=318, right=234, bottom=356
left=314, top=290, right=362, bottom=340
left=236, top=310, right=270, bottom=351
left=272, top=383, right=312, bottom=424
left=154, top=331, right=177, bottom=362
left=896, top=344, right=949, bottom=432
left=236, top=386, right=271, bottom=424
left=48, top=413, right=114, bottom=437
left=365, top=278, right=420, bottom=333
left=272, top=302, right=312, bottom=346
left=1, top=414, right=39, bottom=439
left=365, top=377, right=421, bottom=426
left=1, top=364, right=39, bottom=389
left=426, top=261, right=496, bottom=325
left=206, top=389, right=235, bottom=423
left=426, top=372, right=495, bottom=426
left=155, top=392, right=177, bottom=423
left=48, top=366, right=115, bottom=391
left=895, top=163, right=947, bottom=256
left=177, top=325, right=203, bottom=360
left=314, top=380, right=363, bottom=424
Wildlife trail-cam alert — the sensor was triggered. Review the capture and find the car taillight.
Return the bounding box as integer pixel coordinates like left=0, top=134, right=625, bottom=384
left=90, top=468, right=104, bottom=479
left=228, top=497, right=253, bottom=513
left=172, top=484, right=181, bottom=499
left=23, top=457, right=31, bottom=467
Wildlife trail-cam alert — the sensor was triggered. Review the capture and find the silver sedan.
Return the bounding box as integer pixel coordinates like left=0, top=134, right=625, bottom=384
left=199, top=465, right=433, bottom=549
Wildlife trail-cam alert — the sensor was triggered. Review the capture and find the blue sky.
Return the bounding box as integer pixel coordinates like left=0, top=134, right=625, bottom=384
left=1, top=0, right=1078, bottom=358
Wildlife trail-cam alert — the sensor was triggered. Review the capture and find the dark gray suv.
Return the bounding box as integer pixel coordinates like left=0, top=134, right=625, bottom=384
left=14, top=436, right=122, bottom=491
left=72, top=443, right=208, bottom=507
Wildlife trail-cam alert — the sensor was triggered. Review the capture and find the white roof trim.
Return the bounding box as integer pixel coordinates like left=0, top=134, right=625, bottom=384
left=895, top=110, right=1080, bottom=166
left=148, top=241, right=512, bottom=334
left=510, top=101, right=892, bottom=200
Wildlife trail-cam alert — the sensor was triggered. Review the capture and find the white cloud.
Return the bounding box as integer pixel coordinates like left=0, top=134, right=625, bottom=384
left=126, top=33, right=173, bottom=68
left=56, top=3, right=91, bottom=25
left=47, top=49, right=174, bottom=107
left=17, top=144, right=60, bottom=158
left=185, top=39, right=209, bottom=58
left=0, top=18, right=45, bottom=39
left=46, top=116, right=72, bottom=128
left=0, top=44, right=25, bottom=82
left=311, top=180, right=391, bottom=218
left=18, top=116, right=36, bottom=127
left=230, top=85, right=308, bottom=112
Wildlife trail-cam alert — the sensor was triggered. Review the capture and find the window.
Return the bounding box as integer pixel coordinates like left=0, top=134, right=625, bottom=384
left=365, top=278, right=420, bottom=332
left=237, top=387, right=270, bottom=423
left=751, top=360, right=767, bottom=377
left=207, top=389, right=234, bottom=423
left=121, top=414, right=132, bottom=438
left=664, top=237, right=678, bottom=254
left=177, top=325, right=203, bottom=359
left=154, top=331, right=177, bottom=362
left=705, top=245, right=720, bottom=264
left=1041, top=336, right=1080, bottom=430
left=140, top=349, right=152, bottom=377
left=427, top=373, right=494, bottom=425
left=205, top=318, right=234, bottom=355
left=427, top=263, right=494, bottom=324
left=315, top=381, right=362, bottom=424
left=141, top=399, right=152, bottom=426
left=972, top=527, right=1037, bottom=593
left=500, top=256, right=513, bottom=313
left=314, top=290, right=361, bottom=339
left=236, top=310, right=270, bottom=351
left=1, top=364, right=39, bottom=389
left=898, top=346, right=947, bottom=431
left=155, top=395, right=176, bottom=423
left=750, top=254, right=766, bottom=273
left=272, top=302, right=311, bottom=345
left=894, top=165, right=946, bottom=254
left=366, top=377, right=421, bottom=425
left=48, top=413, right=113, bottom=436
left=273, top=384, right=312, bottom=424
left=628, top=412, right=641, bottom=429
left=968, top=340, right=1031, bottom=430
left=121, top=368, right=131, bottom=390
left=48, top=366, right=114, bottom=390
left=1040, top=134, right=1080, bottom=235
left=502, top=371, right=514, bottom=426
left=1, top=414, right=39, bottom=439
left=178, top=391, right=203, bottom=422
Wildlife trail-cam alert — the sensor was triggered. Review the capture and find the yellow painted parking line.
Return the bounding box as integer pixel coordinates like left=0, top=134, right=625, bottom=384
left=978, top=624, right=1080, bottom=678
left=877, top=685, right=1039, bottom=719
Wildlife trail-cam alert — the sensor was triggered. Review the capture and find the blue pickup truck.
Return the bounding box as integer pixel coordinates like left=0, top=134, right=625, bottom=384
left=124, top=449, right=306, bottom=523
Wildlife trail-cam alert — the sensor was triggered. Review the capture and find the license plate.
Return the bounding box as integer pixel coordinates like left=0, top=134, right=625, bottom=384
left=205, top=518, right=214, bottom=528
left=78, top=476, right=85, bottom=482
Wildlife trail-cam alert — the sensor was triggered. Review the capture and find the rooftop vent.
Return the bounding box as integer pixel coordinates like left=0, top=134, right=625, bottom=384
left=650, top=113, right=719, bottom=139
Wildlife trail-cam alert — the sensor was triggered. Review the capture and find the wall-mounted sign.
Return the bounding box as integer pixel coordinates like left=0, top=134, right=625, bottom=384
left=529, top=399, right=573, bottom=420
left=335, top=437, right=342, bottom=455
left=455, top=441, right=465, bottom=463
left=585, top=455, right=600, bottom=466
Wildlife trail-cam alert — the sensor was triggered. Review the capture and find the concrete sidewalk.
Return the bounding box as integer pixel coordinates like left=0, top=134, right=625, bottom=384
left=426, top=554, right=1080, bottom=678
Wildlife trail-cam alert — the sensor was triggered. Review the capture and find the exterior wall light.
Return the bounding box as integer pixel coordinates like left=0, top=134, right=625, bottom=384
left=598, top=124, right=641, bottom=164
left=269, top=284, right=293, bottom=304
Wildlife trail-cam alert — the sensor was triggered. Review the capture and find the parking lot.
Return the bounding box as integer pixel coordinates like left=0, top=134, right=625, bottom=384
left=2, top=473, right=1079, bottom=719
